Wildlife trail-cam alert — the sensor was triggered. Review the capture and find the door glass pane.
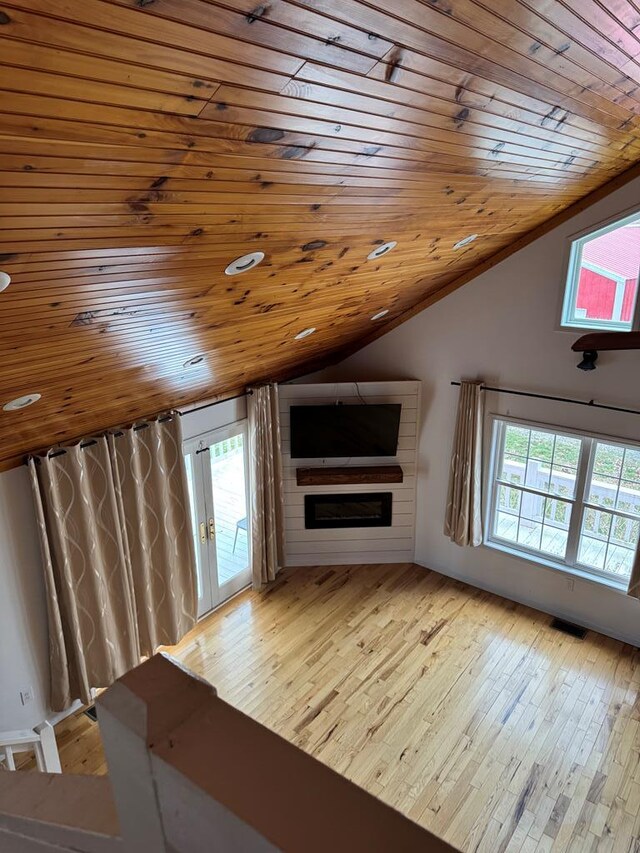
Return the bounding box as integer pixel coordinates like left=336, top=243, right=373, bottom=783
left=209, top=432, right=249, bottom=586
left=184, top=453, right=205, bottom=604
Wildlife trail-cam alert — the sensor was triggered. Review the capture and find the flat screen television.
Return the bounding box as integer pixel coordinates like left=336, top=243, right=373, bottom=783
left=290, top=404, right=402, bottom=458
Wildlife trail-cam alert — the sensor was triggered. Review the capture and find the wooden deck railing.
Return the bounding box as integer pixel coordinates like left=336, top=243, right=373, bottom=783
left=0, top=653, right=458, bottom=852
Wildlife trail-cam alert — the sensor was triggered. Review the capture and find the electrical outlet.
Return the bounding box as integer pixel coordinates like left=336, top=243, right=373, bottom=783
left=566, top=578, right=575, bottom=592
left=20, top=686, right=34, bottom=706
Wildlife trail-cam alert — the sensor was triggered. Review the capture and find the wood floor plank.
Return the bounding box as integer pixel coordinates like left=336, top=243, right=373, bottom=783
left=16, top=563, right=640, bottom=852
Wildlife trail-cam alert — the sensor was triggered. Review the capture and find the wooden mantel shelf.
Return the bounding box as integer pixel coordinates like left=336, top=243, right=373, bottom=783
left=296, top=465, right=403, bottom=487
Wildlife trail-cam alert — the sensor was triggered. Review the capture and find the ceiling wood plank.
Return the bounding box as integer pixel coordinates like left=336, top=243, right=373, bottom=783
left=1, top=0, right=640, bottom=468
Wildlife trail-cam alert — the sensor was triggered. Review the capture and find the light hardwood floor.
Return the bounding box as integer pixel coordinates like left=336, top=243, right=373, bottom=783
left=31, top=564, right=640, bottom=852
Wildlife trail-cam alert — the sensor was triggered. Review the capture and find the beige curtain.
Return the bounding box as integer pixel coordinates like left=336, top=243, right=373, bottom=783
left=248, top=384, right=285, bottom=588
left=444, top=380, right=484, bottom=547
left=627, top=545, right=640, bottom=599
left=29, top=413, right=196, bottom=711
left=108, top=416, right=197, bottom=655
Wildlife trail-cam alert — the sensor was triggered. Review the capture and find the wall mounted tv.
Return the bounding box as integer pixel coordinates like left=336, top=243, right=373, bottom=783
left=290, top=404, right=402, bottom=458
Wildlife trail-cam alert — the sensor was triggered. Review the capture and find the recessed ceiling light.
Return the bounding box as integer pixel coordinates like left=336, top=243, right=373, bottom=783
left=294, top=327, right=316, bottom=340
left=0, top=271, right=10, bottom=292
left=225, top=251, right=265, bottom=276
left=371, top=309, right=389, bottom=321
left=453, top=234, right=478, bottom=250
left=183, top=355, right=205, bottom=368
left=3, top=393, right=41, bottom=412
left=367, top=241, right=397, bottom=260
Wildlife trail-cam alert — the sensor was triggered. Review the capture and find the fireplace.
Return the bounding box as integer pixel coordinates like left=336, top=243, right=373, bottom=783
left=304, top=493, right=392, bottom=529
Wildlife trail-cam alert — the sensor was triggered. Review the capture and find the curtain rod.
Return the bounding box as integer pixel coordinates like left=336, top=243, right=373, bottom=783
left=178, top=390, right=252, bottom=417
left=28, top=392, right=255, bottom=463
left=451, top=381, right=640, bottom=417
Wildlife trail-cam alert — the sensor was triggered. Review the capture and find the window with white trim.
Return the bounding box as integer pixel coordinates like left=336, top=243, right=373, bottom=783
left=561, top=210, right=640, bottom=332
left=487, top=419, right=640, bottom=586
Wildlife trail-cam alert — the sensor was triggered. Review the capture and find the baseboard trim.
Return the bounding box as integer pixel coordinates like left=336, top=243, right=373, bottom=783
left=414, top=559, right=639, bottom=649
left=285, top=552, right=413, bottom=567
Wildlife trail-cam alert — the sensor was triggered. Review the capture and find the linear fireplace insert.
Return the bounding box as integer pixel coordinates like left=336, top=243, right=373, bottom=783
left=304, top=492, right=392, bottom=529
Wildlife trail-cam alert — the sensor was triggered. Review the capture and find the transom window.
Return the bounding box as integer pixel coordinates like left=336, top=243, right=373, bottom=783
left=487, top=419, right=640, bottom=587
left=561, top=210, right=640, bottom=332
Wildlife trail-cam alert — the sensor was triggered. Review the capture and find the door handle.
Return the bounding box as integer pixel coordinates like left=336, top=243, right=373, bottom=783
left=208, top=517, right=216, bottom=539
left=199, top=522, right=206, bottom=544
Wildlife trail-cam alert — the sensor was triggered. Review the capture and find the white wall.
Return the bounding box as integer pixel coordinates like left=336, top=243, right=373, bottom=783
left=312, top=177, right=640, bottom=646
left=0, top=396, right=249, bottom=731
left=280, top=381, right=419, bottom=565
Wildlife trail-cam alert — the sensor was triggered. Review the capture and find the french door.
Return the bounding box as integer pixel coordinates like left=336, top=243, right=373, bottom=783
left=184, top=422, right=252, bottom=617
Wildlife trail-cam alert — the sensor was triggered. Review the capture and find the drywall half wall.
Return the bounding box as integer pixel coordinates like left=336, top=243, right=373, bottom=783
left=310, top=175, right=640, bottom=646
left=0, top=395, right=248, bottom=731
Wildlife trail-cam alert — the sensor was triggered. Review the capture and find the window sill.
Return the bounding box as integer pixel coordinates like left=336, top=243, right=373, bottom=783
left=483, top=539, right=630, bottom=594
left=559, top=322, right=635, bottom=334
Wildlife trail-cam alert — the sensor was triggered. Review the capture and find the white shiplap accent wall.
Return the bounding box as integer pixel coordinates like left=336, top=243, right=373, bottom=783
left=279, top=381, right=420, bottom=566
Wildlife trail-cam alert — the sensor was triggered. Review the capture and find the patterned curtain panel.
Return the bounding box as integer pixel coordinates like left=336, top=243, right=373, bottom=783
left=108, top=416, right=197, bottom=655
left=627, top=547, right=640, bottom=599
left=248, top=384, right=285, bottom=588
left=28, top=413, right=197, bottom=711
left=444, top=380, right=485, bottom=547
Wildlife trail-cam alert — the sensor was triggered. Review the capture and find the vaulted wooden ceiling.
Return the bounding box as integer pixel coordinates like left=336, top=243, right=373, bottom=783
left=2, top=0, right=640, bottom=469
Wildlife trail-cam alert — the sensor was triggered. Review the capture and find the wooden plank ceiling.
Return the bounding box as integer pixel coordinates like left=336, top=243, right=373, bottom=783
left=2, top=0, right=640, bottom=469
